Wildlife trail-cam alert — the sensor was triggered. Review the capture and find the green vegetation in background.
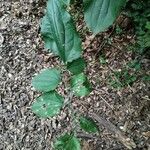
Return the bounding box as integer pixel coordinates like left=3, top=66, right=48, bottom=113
left=126, top=0, right=150, bottom=56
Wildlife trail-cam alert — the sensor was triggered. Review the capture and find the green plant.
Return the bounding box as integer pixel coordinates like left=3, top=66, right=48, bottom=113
left=115, top=25, right=123, bottom=35
left=31, top=0, right=126, bottom=149
left=127, top=59, right=141, bottom=71
left=108, top=59, right=142, bottom=89
left=126, top=0, right=150, bottom=56
left=108, top=69, right=137, bottom=88
left=54, top=133, right=81, bottom=150
left=124, top=0, right=150, bottom=86
left=99, top=54, right=107, bottom=65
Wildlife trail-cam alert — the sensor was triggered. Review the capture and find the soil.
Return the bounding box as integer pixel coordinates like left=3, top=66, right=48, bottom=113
left=0, top=0, right=150, bottom=150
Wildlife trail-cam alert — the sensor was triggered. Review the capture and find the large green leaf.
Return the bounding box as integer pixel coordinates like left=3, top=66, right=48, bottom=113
left=79, top=116, right=99, bottom=133
left=54, top=134, right=81, bottom=150
left=31, top=92, right=64, bottom=118
left=84, top=0, right=126, bottom=34
left=71, top=73, right=92, bottom=97
left=61, top=0, right=70, bottom=5
left=67, top=58, right=86, bottom=75
left=32, top=68, right=61, bottom=92
left=41, top=0, right=82, bottom=63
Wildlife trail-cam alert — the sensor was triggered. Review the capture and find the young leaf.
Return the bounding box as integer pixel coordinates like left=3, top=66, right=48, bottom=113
left=54, top=134, right=81, bottom=150
left=99, top=55, right=107, bottom=64
left=41, top=0, right=82, bottom=63
left=67, top=58, right=86, bottom=74
left=127, top=60, right=141, bottom=70
left=79, top=116, right=99, bottom=133
left=31, top=92, right=64, bottom=118
left=142, top=75, right=150, bottom=81
left=71, top=73, right=87, bottom=86
left=145, top=21, right=150, bottom=30
left=32, top=68, right=61, bottom=92
left=84, top=0, right=126, bottom=34
left=71, top=73, right=92, bottom=97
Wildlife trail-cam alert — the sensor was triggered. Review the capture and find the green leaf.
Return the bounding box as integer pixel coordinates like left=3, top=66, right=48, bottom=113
left=109, top=70, right=137, bottom=88
left=145, top=21, right=150, bottom=30
left=61, top=0, right=70, bottom=5
left=79, top=116, right=99, bottom=133
left=71, top=73, right=92, bottom=97
left=41, top=0, right=82, bottom=63
left=54, top=134, right=81, bottom=150
left=127, top=60, right=141, bottom=70
left=67, top=58, right=86, bottom=74
left=84, top=0, right=126, bottom=34
left=71, top=73, right=86, bottom=86
left=99, top=55, right=107, bottom=64
left=142, top=75, right=150, bottom=81
left=32, top=68, right=61, bottom=92
left=31, top=92, right=64, bottom=118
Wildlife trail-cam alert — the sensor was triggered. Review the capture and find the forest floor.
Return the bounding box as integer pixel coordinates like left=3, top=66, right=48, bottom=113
left=0, top=0, right=150, bottom=150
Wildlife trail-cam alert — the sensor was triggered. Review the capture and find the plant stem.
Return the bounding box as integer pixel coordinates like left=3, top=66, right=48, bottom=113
left=64, top=90, right=79, bottom=134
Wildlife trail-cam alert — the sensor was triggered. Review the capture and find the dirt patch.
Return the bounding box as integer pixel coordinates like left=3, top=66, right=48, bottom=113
left=0, top=1, right=149, bottom=150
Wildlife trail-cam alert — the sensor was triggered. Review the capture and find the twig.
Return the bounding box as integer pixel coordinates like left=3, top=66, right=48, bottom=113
left=77, top=132, right=99, bottom=140
left=99, top=95, right=114, bottom=110
left=89, top=113, right=136, bottom=150
left=64, top=91, right=74, bottom=106
left=64, top=91, right=80, bottom=132
left=142, top=96, right=150, bottom=101
left=94, top=89, right=114, bottom=110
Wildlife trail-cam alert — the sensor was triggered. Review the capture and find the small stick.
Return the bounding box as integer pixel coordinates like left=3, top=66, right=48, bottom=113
left=77, top=132, right=99, bottom=140
left=99, top=95, right=114, bottom=110
left=94, top=88, right=114, bottom=110
left=90, top=113, right=136, bottom=150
